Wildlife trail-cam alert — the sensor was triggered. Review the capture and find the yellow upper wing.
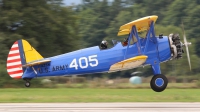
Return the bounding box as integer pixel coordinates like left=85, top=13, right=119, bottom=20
left=118, top=15, right=158, bottom=36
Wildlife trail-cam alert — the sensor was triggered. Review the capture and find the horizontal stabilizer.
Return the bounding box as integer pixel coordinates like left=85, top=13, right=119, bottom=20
left=22, top=59, right=51, bottom=67
left=109, top=55, right=148, bottom=72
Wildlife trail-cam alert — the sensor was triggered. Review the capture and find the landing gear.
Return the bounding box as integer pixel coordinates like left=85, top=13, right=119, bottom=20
left=24, top=79, right=31, bottom=87
left=25, top=81, right=31, bottom=87
left=150, top=74, right=168, bottom=92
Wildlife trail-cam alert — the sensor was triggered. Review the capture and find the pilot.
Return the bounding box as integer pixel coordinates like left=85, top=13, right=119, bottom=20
left=123, top=38, right=128, bottom=46
left=100, top=40, right=108, bottom=49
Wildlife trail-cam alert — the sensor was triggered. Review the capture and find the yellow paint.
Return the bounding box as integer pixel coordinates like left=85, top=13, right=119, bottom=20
left=118, top=29, right=130, bottom=36
left=109, top=55, right=148, bottom=72
left=117, top=15, right=158, bottom=36
left=22, top=59, right=51, bottom=67
left=117, top=55, right=147, bottom=64
left=22, top=40, right=43, bottom=63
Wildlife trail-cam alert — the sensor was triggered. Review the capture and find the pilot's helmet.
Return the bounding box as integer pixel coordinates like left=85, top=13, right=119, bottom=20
left=102, top=40, right=107, bottom=45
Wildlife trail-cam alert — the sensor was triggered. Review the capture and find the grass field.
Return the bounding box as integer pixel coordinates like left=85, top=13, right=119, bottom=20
left=0, top=88, right=200, bottom=102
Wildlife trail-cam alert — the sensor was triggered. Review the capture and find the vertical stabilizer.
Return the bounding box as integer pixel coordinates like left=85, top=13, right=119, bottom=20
left=7, top=39, right=43, bottom=79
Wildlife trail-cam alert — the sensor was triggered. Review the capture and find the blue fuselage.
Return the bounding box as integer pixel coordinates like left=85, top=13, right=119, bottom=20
left=22, top=36, right=171, bottom=79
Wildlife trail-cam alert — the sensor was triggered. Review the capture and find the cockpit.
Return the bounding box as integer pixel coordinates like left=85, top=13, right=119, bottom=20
left=99, top=35, right=138, bottom=50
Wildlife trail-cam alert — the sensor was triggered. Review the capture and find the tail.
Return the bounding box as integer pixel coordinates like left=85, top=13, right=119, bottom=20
left=7, top=39, right=43, bottom=79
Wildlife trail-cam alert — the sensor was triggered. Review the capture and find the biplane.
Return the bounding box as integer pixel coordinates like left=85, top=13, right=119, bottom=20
left=7, top=15, right=191, bottom=92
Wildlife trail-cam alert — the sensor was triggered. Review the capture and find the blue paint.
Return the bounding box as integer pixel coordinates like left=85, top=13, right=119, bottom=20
left=18, top=40, right=27, bottom=72
left=124, top=25, right=135, bottom=59
left=133, top=26, right=142, bottom=54
left=151, top=62, right=161, bottom=74
left=18, top=40, right=26, bottom=65
left=22, top=21, right=172, bottom=79
left=155, top=78, right=164, bottom=87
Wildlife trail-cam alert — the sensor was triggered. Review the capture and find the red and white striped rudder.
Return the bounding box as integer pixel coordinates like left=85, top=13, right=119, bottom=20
left=7, top=41, right=24, bottom=79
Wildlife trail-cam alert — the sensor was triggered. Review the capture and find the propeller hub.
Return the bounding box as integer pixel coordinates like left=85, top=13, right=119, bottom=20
left=183, top=42, right=192, bottom=46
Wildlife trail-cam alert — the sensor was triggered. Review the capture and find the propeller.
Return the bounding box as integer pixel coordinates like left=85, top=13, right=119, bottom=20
left=181, top=22, right=192, bottom=70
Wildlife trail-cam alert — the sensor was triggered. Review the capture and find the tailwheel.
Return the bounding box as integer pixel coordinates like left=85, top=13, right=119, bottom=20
left=25, top=81, right=31, bottom=87
left=150, top=74, right=168, bottom=92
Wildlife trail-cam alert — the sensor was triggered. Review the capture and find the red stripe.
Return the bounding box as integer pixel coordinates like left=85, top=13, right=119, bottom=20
left=8, top=70, right=23, bottom=75
left=10, top=47, right=19, bottom=51
left=12, top=76, right=21, bottom=79
left=8, top=53, right=20, bottom=57
left=7, top=64, right=22, bottom=69
left=7, top=58, right=21, bottom=63
left=14, top=41, right=18, bottom=44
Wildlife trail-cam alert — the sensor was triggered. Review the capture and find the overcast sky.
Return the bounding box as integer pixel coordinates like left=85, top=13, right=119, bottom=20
left=63, top=0, right=114, bottom=6
left=63, top=0, right=82, bottom=6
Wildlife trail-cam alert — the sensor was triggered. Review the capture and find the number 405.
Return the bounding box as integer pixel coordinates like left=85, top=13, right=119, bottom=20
left=69, top=55, right=98, bottom=70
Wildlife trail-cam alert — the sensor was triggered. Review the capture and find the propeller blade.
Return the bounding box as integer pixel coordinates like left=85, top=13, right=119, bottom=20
left=184, top=34, right=191, bottom=71
left=182, top=22, right=191, bottom=71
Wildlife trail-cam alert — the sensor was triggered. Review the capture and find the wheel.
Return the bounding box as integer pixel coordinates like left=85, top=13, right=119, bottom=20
left=150, top=74, right=168, bottom=92
left=25, top=81, right=31, bottom=87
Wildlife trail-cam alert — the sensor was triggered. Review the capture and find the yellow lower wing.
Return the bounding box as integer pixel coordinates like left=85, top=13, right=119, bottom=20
left=109, top=55, right=148, bottom=72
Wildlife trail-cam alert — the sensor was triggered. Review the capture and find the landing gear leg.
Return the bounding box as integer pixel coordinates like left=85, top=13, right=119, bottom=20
left=150, top=74, right=168, bottom=92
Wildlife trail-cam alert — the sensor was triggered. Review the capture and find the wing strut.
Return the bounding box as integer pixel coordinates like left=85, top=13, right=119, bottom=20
left=143, top=21, right=156, bottom=54
left=123, top=21, right=157, bottom=59
left=132, top=25, right=142, bottom=54
left=124, top=25, right=143, bottom=59
left=124, top=25, right=135, bottom=59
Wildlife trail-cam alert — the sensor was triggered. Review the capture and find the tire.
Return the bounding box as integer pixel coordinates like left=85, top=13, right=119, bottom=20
left=150, top=74, right=168, bottom=92
left=25, top=81, right=31, bottom=87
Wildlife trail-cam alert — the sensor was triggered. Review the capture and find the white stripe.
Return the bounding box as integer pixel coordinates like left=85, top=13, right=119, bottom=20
left=9, top=50, right=19, bottom=54
left=10, top=73, right=23, bottom=77
left=7, top=61, right=21, bottom=66
left=7, top=67, right=22, bottom=72
left=12, top=44, right=19, bottom=48
left=11, top=46, right=19, bottom=49
left=7, top=56, right=20, bottom=60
